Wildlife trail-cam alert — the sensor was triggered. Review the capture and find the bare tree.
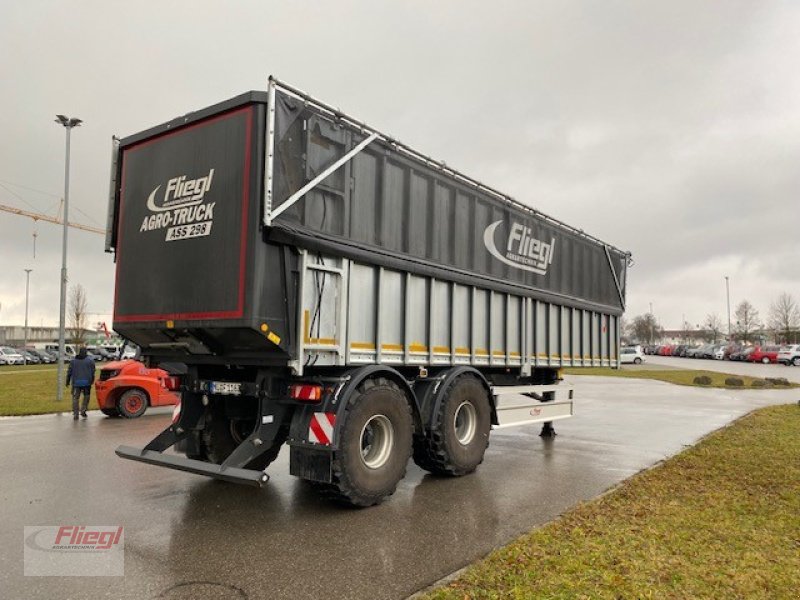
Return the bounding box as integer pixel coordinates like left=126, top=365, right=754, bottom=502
left=768, top=292, right=800, bottom=344
left=704, top=313, right=724, bottom=343
left=68, top=283, right=88, bottom=345
left=733, top=300, right=761, bottom=344
left=630, top=313, right=662, bottom=344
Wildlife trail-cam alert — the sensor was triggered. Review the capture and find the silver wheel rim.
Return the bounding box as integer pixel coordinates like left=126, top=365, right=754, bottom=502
left=360, top=414, right=394, bottom=469
left=454, top=401, right=477, bottom=445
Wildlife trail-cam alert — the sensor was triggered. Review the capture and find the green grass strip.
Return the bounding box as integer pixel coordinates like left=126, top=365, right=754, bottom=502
left=0, top=365, right=99, bottom=416
left=563, top=367, right=798, bottom=389
left=425, top=404, right=800, bottom=599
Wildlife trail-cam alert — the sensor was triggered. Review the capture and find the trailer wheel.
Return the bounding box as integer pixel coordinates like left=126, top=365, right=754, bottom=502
left=413, top=374, right=491, bottom=477
left=100, top=408, right=120, bottom=417
left=319, top=378, right=413, bottom=507
left=118, top=389, right=148, bottom=418
left=202, top=410, right=288, bottom=470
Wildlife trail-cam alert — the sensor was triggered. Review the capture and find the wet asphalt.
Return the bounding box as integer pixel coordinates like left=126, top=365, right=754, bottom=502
left=0, top=375, right=796, bottom=600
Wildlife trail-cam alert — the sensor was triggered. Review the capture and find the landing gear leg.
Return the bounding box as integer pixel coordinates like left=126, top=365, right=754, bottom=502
left=539, top=421, right=556, bottom=438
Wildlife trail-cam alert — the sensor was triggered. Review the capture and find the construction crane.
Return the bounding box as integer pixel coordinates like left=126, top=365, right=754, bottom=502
left=0, top=202, right=106, bottom=235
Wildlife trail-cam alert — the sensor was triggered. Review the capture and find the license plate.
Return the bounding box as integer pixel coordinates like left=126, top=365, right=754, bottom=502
left=165, top=221, right=212, bottom=242
left=209, top=381, right=241, bottom=396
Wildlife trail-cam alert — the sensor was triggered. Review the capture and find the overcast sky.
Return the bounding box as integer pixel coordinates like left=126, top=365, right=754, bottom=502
left=1, top=1, right=798, bottom=335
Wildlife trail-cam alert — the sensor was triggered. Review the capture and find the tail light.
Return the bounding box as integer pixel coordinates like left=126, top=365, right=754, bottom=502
left=289, top=384, right=323, bottom=402
left=164, top=376, right=181, bottom=391
left=171, top=401, right=181, bottom=425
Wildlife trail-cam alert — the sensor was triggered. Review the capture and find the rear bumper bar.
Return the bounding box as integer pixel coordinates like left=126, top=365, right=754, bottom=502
left=115, top=445, right=269, bottom=487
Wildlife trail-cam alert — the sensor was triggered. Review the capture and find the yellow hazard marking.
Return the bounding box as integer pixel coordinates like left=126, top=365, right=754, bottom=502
left=409, top=343, right=428, bottom=353
left=381, top=343, right=403, bottom=352
left=474, top=349, right=489, bottom=356
left=454, top=347, right=471, bottom=355
left=267, top=332, right=281, bottom=345
left=166, top=320, right=174, bottom=329
left=509, top=351, right=521, bottom=357
left=303, top=310, right=336, bottom=345
left=351, top=342, right=376, bottom=350
left=432, top=346, right=450, bottom=354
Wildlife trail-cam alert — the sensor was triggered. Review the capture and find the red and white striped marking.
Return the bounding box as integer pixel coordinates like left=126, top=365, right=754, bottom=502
left=308, top=412, right=336, bottom=445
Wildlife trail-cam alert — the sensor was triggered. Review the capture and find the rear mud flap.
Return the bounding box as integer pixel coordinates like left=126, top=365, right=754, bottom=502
left=289, top=444, right=333, bottom=483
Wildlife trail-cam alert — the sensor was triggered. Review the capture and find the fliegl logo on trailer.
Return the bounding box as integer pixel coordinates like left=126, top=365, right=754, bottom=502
left=138, top=168, right=216, bottom=242
left=483, top=220, right=556, bottom=275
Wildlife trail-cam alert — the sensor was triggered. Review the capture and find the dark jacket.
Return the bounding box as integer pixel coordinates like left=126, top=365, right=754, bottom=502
left=67, top=349, right=96, bottom=388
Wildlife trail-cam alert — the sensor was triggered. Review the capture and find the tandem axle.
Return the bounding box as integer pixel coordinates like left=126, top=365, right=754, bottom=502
left=116, top=364, right=573, bottom=506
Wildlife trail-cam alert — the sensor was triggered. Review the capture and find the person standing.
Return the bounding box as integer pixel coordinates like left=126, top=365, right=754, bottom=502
left=66, top=347, right=95, bottom=420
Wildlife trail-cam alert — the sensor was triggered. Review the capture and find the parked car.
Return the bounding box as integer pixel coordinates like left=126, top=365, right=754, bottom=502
left=777, top=344, right=800, bottom=366
left=712, top=344, right=728, bottom=360
left=17, top=349, right=41, bottom=364
left=671, top=344, right=687, bottom=357
left=729, top=347, right=754, bottom=361
left=620, top=347, right=645, bottom=365
left=721, top=344, right=742, bottom=360
left=95, top=359, right=181, bottom=418
left=119, top=344, right=140, bottom=360
left=100, top=344, right=122, bottom=359
left=746, top=345, right=781, bottom=364
left=27, top=349, right=55, bottom=364
left=85, top=346, right=111, bottom=362
left=0, top=347, right=25, bottom=365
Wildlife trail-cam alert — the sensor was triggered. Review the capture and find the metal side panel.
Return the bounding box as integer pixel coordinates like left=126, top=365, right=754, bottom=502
left=452, top=283, right=471, bottom=365
left=378, top=269, right=405, bottom=364
left=492, top=383, right=575, bottom=428
left=473, top=288, right=490, bottom=365
left=489, top=291, right=506, bottom=365
left=601, top=313, right=609, bottom=366
left=431, top=279, right=451, bottom=364
left=507, top=295, right=522, bottom=366
left=571, top=307, right=581, bottom=366
left=406, top=274, right=429, bottom=364
left=582, top=309, right=591, bottom=365
left=299, top=252, right=344, bottom=369
left=348, top=263, right=377, bottom=363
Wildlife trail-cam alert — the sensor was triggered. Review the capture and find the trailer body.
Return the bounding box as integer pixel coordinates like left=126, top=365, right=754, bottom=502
left=109, top=78, right=629, bottom=506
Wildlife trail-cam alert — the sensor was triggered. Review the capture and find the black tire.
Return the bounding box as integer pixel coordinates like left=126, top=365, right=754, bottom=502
left=118, top=389, right=148, bottom=418
left=633, top=357, right=642, bottom=365
left=100, top=407, right=120, bottom=417
left=413, top=374, right=491, bottom=477
left=762, top=357, right=770, bottom=364
left=793, top=357, right=800, bottom=367
left=202, top=408, right=288, bottom=471
left=315, top=378, right=413, bottom=507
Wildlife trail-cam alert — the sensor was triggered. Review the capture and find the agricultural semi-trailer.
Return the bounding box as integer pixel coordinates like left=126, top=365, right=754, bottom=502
left=110, top=77, right=630, bottom=506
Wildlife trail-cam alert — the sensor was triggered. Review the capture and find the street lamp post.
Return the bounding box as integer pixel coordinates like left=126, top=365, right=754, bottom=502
left=23, top=269, right=32, bottom=365
left=724, top=276, right=731, bottom=343
left=55, top=115, right=82, bottom=402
